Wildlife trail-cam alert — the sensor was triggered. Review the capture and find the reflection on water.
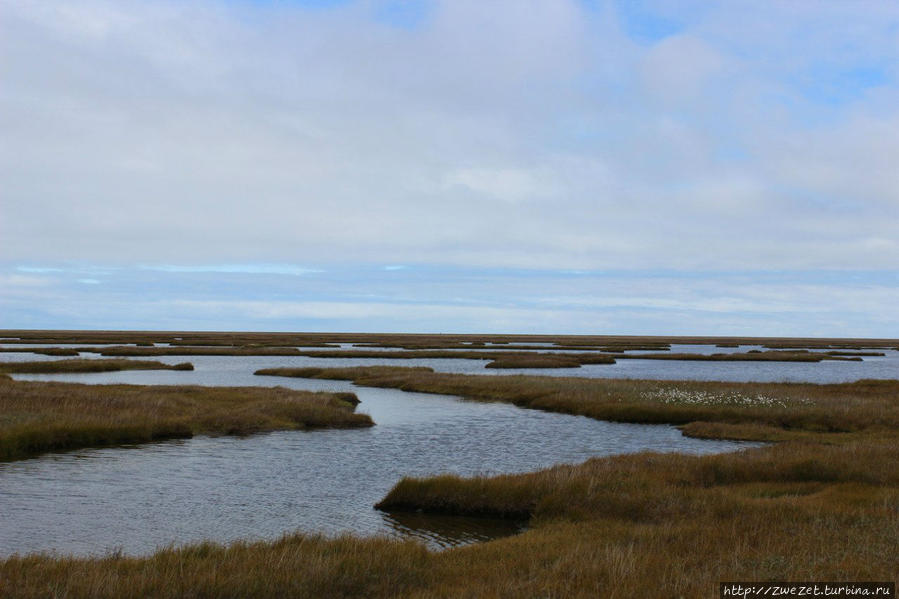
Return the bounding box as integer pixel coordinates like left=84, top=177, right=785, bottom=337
left=380, top=511, right=526, bottom=549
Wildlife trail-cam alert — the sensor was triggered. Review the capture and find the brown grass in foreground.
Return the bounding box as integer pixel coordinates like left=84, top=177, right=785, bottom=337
left=0, top=359, right=194, bottom=374
left=2, top=443, right=896, bottom=597
left=0, top=376, right=371, bottom=461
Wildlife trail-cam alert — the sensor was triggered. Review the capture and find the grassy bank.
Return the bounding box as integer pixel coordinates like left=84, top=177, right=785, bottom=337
left=0, top=376, right=371, bottom=461
left=3, top=421, right=897, bottom=596
left=0, top=347, right=80, bottom=356
left=0, top=359, right=194, bottom=373
left=89, top=346, right=307, bottom=356
left=485, top=354, right=585, bottom=368
left=255, top=366, right=899, bottom=442
left=611, top=350, right=861, bottom=362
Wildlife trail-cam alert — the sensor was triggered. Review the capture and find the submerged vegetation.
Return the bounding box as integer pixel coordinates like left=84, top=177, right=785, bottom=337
left=0, top=359, right=194, bottom=374
left=0, top=376, right=371, bottom=461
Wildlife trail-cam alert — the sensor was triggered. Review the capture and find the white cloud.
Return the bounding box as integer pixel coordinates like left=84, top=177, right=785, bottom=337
left=1, top=0, right=897, bottom=278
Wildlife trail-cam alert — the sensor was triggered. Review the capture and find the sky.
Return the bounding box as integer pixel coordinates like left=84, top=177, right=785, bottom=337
left=1, top=0, right=898, bottom=336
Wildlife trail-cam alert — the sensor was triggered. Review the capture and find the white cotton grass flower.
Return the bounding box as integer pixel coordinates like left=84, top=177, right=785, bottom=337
left=639, top=388, right=811, bottom=408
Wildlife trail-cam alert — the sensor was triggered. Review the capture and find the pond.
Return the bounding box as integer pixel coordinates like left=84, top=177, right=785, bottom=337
left=1, top=359, right=755, bottom=557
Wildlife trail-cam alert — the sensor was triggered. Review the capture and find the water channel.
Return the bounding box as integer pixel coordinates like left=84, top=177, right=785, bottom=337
left=0, top=350, right=767, bottom=557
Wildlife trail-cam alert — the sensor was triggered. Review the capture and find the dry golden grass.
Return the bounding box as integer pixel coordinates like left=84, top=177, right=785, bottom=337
left=0, top=359, right=193, bottom=373
left=92, top=346, right=306, bottom=356
left=0, top=347, right=80, bottom=356
left=2, top=442, right=896, bottom=598
left=0, top=376, right=371, bottom=460
left=611, top=350, right=860, bottom=362
left=484, top=354, right=585, bottom=369
left=255, top=366, right=899, bottom=441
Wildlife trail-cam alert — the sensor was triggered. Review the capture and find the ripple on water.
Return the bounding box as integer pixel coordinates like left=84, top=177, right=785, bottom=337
left=1, top=356, right=761, bottom=556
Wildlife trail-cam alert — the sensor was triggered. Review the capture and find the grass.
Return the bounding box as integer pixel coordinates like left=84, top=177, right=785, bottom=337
left=82, top=345, right=866, bottom=365
left=3, top=329, right=897, bottom=351
left=1, top=332, right=897, bottom=597
left=254, top=366, right=899, bottom=441
left=2, top=369, right=897, bottom=596
left=91, top=346, right=307, bottom=356
left=0, top=347, right=80, bottom=356
left=610, top=350, right=861, bottom=362
left=0, top=359, right=194, bottom=373
left=0, top=376, right=371, bottom=461
left=485, top=354, right=584, bottom=369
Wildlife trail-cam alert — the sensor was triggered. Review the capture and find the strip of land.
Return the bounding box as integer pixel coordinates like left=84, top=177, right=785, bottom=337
left=0, top=359, right=194, bottom=373
left=2, top=329, right=897, bottom=350
left=14, top=346, right=859, bottom=366
left=255, top=366, right=898, bottom=441
left=0, top=376, right=371, bottom=461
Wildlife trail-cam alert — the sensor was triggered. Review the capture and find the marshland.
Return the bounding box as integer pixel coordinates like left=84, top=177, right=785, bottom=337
left=1, top=331, right=897, bottom=597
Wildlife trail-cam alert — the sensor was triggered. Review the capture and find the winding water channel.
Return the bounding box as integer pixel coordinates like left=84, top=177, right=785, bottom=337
left=0, top=351, right=771, bottom=557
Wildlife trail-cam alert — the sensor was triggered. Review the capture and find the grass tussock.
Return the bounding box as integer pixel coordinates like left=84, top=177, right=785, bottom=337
left=0, top=359, right=194, bottom=374
left=0, top=377, right=371, bottom=461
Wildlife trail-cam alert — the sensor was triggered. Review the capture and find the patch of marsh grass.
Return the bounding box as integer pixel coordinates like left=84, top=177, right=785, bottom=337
left=0, top=359, right=194, bottom=373
left=255, top=367, right=899, bottom=441
left=0, top=377, right=371, bottom=460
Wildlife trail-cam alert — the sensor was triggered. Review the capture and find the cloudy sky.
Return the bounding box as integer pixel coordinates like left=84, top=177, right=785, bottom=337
left=2, top=0, right=898, bottom=335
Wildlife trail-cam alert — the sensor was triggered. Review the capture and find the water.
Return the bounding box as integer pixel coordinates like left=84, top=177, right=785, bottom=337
left=0, top=356, right=757, bottom=557
left=4, top=342, right=897, bottom=383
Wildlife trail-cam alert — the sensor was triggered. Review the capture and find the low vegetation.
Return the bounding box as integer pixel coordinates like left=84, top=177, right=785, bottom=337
left=90, top=346, right=307, bottom=356
left=4, top=329, right=896, bottom=352
left=611, top=350, right=861, bottom=362
left=0, top=376, right=371, bottom=461
left=1, top=330, right=897, bottom=597
left=485, top=354, right=585, bottom=369
left=255, top=366, right=898, bottom=441
left=4, top=366, right=898, bottom=597
left=0, top=347, right=80, bottom=356
left=79, top=346, right=865, bottom=366
left=0, top=359, right=194, bottom=374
